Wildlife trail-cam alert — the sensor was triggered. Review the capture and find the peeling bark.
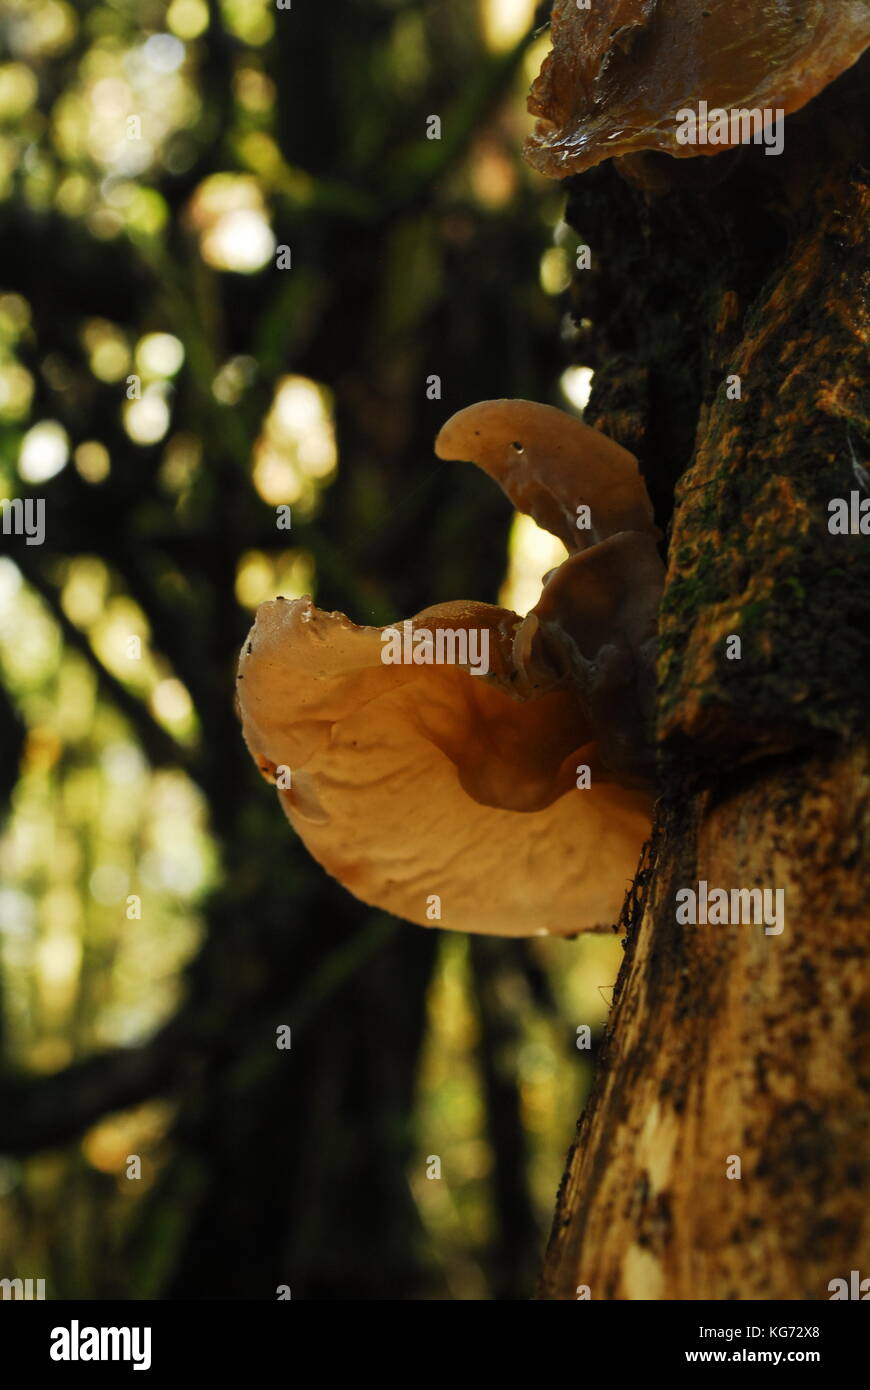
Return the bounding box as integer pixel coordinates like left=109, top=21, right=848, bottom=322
left=541, top=747, right=870, bottom=1299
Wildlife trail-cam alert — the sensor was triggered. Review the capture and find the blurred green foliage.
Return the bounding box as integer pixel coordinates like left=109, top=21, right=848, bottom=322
left=0, top=0, right=621, bottom=1299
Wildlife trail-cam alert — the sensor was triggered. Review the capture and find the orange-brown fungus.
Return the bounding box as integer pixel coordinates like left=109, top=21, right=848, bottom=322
left=238, top=401, right=663, bottom=938
left=525, top=0, right=870, bottom=177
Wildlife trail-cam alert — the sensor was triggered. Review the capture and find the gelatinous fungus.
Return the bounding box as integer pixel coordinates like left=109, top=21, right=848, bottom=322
left=525, top=0, right=870, bottom=177
left=237, top=401, right=664, bottom=937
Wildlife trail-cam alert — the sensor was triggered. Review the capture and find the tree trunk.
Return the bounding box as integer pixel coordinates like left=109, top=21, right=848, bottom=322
left=541, top=747, right=869, bottom=1299
left=539, top=55, right=870, bottom=1300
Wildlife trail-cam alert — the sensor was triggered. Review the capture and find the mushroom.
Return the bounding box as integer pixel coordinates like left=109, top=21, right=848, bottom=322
left=525, top=0, right=870, bottom=178
left=237, top=400, right=664, bottom=938
left=433, top=398, right=659, bottom=550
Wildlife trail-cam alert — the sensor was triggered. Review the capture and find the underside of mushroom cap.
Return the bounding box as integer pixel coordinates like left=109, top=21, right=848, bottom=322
left=435, top=398, right=658, bottom=549
left=529, top=532, right=664, bottom=781
left=525, top=0, right=870, bottom=177
left=237, top=596, right=654, bottom=937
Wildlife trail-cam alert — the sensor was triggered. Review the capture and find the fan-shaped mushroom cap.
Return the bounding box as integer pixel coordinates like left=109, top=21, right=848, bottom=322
left=237, top=595, right=654, bottom=937
left=525, top=0, right=870, bottom=177
left=239, top=399, right=665, bottom=937
left=435, top=398, right=658, bottom=550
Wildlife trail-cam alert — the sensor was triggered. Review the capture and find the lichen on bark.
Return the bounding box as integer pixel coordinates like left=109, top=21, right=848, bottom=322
left=658, top=171, right=870, bottom=771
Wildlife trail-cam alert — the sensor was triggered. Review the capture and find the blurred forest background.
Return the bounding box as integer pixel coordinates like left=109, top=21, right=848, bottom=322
left=0, top=0, right=624, bottom=1299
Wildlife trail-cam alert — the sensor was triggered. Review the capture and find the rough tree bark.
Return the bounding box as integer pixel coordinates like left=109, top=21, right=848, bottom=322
left=539, top=57, right=870, bottom=1300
